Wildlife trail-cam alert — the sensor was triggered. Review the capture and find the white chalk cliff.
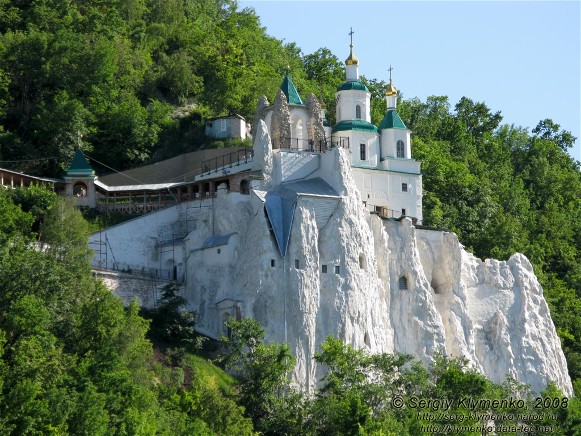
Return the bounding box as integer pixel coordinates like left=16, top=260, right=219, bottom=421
left=185, top=121, right=572, bottom=395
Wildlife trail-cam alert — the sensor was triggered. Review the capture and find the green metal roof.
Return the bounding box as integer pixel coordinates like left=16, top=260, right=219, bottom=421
left=332, top=120, right=378, bottom=133
left=67, top=149, right=95, bottom=177
left=279, top=72, right=303, bottom=105
left=379, top=109, right=407, bottom=130
left=337, top=80, right=369, bottom=92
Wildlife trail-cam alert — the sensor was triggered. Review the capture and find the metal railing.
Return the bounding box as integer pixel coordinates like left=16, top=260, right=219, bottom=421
left=201, top=148, right=253, bottom=176
left=278, top=136, right=350, bottom=153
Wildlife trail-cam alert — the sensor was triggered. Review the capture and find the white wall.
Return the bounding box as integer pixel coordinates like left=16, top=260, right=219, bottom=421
left=352, top=167, right=422, bottom=220
left=380, top=128, right=411, bottom=159
left=336, top=90, right=370, bottom=123
left=89, top=200, right=209, bottom=275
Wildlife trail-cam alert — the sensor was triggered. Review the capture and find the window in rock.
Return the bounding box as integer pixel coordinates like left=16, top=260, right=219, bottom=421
left=322, top=265, right=328, bottom=273
left=240, top=179, right=250, bottom=195
left=271, top=259, right=276, bottom=267
left=359, top=254, right=367, bottom=270
left=334, top=265, right=340, bottom=274
left=223, top=313, right=232, bottom=337
left=397, top=140, right=405, bottom=158
left=295, top=259, right=300, bottom=269
left=399, top=276, right=408, bottom=290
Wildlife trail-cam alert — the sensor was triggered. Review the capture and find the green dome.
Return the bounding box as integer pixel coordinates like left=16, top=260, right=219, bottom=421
left=337, top=80, right=369, bottom=92
left=379, top=109, right=407, bottom=130
left=332, top=120, right=378, bottom=133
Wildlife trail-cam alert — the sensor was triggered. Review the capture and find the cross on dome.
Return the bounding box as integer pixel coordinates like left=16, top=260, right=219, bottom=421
left=345, top=27, right=358, bottom=66
left=386, top=65, right=397, bottom=96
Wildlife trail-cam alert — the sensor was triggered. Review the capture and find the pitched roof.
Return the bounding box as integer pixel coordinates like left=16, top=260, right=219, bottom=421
left=379, top=109, right=407, bottom=130
left=279, top=72, right=303, bottom=105
left=332, top=120, right=378, bottom=133
left=67, top=149, right=95, bottom=177
left=264, top=178, right=340, bottom=258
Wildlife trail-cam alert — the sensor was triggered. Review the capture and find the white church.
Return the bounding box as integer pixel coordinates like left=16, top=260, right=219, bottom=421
left=260, top=39, right=422, bottom=221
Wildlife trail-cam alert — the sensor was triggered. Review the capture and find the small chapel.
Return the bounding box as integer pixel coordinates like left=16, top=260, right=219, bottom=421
left=258, top=35, right=422, bottom=222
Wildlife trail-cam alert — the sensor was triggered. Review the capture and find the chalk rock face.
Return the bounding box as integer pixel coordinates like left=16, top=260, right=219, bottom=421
left=306, top=93, right=326, bottom=147
left=270, top=91, right=291, bottom=149
left=185, top=143, right=572, bottom=395
left=252, top=120, right=273, bottom=189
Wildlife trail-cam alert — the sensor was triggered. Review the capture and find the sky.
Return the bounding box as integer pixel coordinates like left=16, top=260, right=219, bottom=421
left=239, top=1, right=581, bottom=161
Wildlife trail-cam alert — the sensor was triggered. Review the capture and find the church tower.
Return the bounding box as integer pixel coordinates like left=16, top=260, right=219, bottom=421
left=332, top=29, right=380, bottom=167
left=65, top=149, right=97, bottom=208
left=379, top=69, right=412, bottom=160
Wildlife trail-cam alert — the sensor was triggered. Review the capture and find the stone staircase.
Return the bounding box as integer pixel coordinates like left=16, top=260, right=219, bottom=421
left=280, top=151, right=320, bottom=182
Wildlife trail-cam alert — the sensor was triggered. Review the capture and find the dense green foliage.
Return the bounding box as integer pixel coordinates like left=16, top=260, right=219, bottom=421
left=0, top=187, right=255, bottom=434
left=0, top=0, right=343, bottom=174
left=221, top=319, right=581, bottom=435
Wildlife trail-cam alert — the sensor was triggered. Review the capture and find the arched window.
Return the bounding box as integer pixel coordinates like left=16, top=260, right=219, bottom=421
left=397, top=140, right=405, bottom=158
left=399, top=275, right=408, bottom=290
left=73, top=182, right=87, bottom=197
left=355, top=105, right=362, bottom=119
left=291, top=115, right=304, bottom=148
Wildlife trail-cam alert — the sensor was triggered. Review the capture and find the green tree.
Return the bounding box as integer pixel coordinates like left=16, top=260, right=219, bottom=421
left=220, top=318, right=295, bottom=429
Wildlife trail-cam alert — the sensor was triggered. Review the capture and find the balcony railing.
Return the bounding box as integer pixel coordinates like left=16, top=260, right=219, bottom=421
left=201, top=148, right=253, bottom=176
left=278, top=136, right=350, bottom=153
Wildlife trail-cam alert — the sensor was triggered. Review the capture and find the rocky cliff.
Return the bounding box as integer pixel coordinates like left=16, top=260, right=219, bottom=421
left=184, top=122, right=572, bottom=395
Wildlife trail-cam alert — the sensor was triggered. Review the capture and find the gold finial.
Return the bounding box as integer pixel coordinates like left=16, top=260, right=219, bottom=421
left=385, top=65, right=397, bottom=96
left=345, top=27, right=359, bottom=65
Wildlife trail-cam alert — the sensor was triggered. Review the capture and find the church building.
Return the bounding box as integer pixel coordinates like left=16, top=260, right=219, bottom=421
left=260, top=36, right=422, bottom=222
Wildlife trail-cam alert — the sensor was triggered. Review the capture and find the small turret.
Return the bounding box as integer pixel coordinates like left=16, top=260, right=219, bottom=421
left=385, top=65, right=398, bottom=109
left=345, top=27, right=359, bottom=81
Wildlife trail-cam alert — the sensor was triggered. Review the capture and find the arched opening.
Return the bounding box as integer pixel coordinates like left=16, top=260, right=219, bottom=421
left=364, top=332, right=370, bottom=347
left=73, top=182, right=87, bottom=197
left=397, top=140, right=405, bottom=158
left=399, top=275, right=408, bottom=290
left=240, top=179, right=250, bottom=195
left=356, top=104, right=362, bottom=119
left=291, top=115, right=304, bottom=149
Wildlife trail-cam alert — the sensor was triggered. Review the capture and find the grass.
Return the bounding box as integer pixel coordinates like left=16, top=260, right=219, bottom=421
left=185, top=353, right=236, bottom=394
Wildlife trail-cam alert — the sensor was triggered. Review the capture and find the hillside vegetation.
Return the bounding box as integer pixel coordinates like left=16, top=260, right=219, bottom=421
left=0, top=0, right=580, bottom=433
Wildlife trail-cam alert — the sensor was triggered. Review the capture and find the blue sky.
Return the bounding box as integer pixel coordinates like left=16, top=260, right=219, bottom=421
left=239, top=1, right=581, bottom=161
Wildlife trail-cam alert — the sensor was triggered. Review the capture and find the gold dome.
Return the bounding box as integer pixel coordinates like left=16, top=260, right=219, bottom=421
left=345, top=46, right=359, bottom=65
left=385, top=80, right=397, bottom=96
